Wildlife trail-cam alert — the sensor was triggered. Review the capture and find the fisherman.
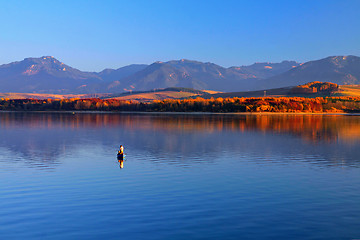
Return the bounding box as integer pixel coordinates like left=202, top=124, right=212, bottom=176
left=117, top=145, right=124, bottom=160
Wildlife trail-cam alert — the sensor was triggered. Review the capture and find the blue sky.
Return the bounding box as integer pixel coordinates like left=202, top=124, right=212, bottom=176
left=0, top=0, right=359, bottom=71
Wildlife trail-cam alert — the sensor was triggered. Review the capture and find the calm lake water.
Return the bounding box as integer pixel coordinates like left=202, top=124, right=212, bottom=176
left=0, top=112, right=360, bottom=239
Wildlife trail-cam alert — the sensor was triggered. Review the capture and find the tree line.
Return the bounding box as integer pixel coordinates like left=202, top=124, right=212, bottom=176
left=0, top=96, right=360, bottom=113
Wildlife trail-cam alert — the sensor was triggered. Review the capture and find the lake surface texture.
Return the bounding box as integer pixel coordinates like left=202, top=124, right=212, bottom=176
left=0, top=112, right=359, bottom=239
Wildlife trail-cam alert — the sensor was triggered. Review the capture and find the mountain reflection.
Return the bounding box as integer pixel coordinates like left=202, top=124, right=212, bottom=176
left=0, top=112, right=359, bottom=168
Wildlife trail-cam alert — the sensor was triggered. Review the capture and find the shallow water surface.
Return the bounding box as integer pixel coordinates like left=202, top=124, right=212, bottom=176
left=0, top=112, right=360, bottom=239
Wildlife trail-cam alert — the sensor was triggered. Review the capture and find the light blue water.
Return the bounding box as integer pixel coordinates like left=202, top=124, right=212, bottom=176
left=0, top=112, right=359, bottom=239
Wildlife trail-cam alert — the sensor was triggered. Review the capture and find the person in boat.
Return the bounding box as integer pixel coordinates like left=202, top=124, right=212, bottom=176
left=117, top=145, right=124, bottom=160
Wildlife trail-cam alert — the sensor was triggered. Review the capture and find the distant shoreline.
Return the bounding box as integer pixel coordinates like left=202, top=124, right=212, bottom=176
left=1, top=96, right=360, bottom=113
left=1, top=110, right=359, bottom=116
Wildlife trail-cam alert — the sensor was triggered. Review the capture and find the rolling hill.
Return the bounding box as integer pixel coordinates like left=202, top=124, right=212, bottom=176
left=105, top=82, right=360, bottom=101
left=0, top=93, right=110, bottom=100
left=0, top=88, right=212, bottom=100
left=2, top=82, right=360, bottom=101
left=209, top=82, right=360, bottom=98
left=104, top=82, right=359, bottom=101
left=105, top=88, right=211, bottom=102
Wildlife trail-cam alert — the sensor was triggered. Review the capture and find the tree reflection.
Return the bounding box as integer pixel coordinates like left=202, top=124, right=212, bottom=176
left=1, top=113, right=360, bottom=143
left=0, top=112, right=359, bottom=169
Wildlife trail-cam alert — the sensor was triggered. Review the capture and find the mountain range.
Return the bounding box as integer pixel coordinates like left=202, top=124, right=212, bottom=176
left=0, top=55, right=359, bottom=94
left=257, top=55, right=360, bottom=89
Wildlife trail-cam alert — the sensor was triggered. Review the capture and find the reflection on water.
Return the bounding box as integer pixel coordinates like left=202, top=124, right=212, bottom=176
left=118, top=159, right=124, bottom=169
left=1, top=112, right=360, bottom=141
left=1, top=112, right=360, bottom=239
left=0, top=112, right=359, bottom=169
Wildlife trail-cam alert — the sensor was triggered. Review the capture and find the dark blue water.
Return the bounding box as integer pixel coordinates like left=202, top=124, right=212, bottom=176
left=0, top=112, right=360, bottom=239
